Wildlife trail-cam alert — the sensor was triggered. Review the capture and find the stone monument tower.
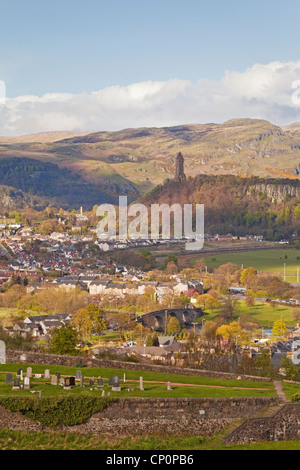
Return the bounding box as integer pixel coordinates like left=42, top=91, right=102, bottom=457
left=175, top=152, right=186, bottom=182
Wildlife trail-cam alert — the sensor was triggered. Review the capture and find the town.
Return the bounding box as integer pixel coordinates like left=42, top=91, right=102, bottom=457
left=1, top=202, right=300, bottom=373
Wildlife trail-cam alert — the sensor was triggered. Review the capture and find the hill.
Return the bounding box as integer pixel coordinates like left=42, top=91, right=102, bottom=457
left=1, top=119, right=300, bottom=198
left=139, top=174, right=300, bottom=240
left=0, top=157, right=138, bottom=210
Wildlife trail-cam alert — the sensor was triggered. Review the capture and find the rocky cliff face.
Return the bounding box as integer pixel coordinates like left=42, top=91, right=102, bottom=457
left=247, top=183, right=300, bottom=203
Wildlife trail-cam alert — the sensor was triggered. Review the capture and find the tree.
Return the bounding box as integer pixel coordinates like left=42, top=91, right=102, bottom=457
left=240, top=267, right=257, bottom=287
left=216, top=321, right=249, bottom=346
left=167, top=317, right=181, bottom=335
left=256, top=349, right=276, bottom=379
left=194, top=258, right=206, bottom=273
left=166, top=261, right=178, bottom=275
left=201, top=320, right=218, bottom=342
left=245, top=295, right=255, bottom=308
left=180, top=268, right=200, bottom=281
left=50, top=325, right=79, bottom=356
left=145, top=332, right=159, bottom=346
left=205, top=295, right=221, bottom=314
left=271, top=320, right=289, bottom=339
left=280, top=356, right=300, bottom=381
left=39, top=222, right=53, bottom=235
left=71, top=308, right=93, bottom=341
left=219, top=296, right=240, bottom=320
left=294, top=204, right=300, bottom=220
left=84, top=304, right=107, bottom=337
left=292, top=308, right=300, bottom=322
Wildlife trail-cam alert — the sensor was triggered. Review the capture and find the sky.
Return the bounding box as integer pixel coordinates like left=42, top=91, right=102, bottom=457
left=0, top=0, right=300, bottom=135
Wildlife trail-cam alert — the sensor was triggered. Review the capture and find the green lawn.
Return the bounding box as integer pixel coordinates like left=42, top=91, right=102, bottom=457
left=281, top=382, right=300, bottom=401
left=0, top=363, right=275, bottom=398
left=202, top=300, right=296, bottom=328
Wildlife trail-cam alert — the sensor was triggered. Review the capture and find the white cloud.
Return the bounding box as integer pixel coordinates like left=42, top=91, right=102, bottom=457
left=1, top=61, right=300, bottom=136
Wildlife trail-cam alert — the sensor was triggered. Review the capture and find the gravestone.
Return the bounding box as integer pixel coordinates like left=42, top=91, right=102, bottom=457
left=101, top=390, right=105, bottom=397
left=5, top=373, right=13, bottom=385
left=112, top=375, right=121, bottom=392
left=108, top=377, right=114, bottom=387
left=24, top=377, right=31, bottom=390
left=44, top=369, right=50, bottom=379
left=17, top=368, right=23, bottom=380
left=51, top=375, right=58, bottom=386
left=59, top=378, right=65, bottom=386
left=64, top=377, right=71, bottom=390
left=89, top=378, right=94, bottom=387
left=13, top=378, right=20, bottom=390
left=139, top=376, right=144, bottom=391
left=69, top=377, right=75, bottom=386
left=26, top=367, right=32, bottom=378
left=0, top=340, right=5, bottom=364
left=80, top=376, right=84, bottom=387
left=97, top=378, right=104, bottom=387
left=76, top=370, right=82, bottom=381
left=35, top=374, right=42, bottom=379
left=123, top=373, right=126, bottom=383
left=167, top=381, right=172, bottom=391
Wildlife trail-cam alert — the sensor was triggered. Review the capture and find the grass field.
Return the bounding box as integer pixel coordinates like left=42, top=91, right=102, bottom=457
left=0, top=363, right=276, bottom=399
left=0, top=429, right=299, bottom=450
left=189, top=248, right=300, bottom=282
left=202, top=300, right=296, bottom=328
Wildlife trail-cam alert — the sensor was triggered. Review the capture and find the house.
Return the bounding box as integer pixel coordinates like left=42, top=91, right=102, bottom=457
left=13, top=322, right=43, bottom=338
left=89, top=279, right=113, bottom=295
left=155, top=283, right=173, bottom=302
left=188, top=279, right=204, bottom=293
left=129, top=346, right=168, bottom=361
left=158, top=336, right=177, bottom=347
left=173, top=281, right=189, bottom=295
left=55, top=278, right=88, bottom=292
left=14, top=313, right=73, bottom=337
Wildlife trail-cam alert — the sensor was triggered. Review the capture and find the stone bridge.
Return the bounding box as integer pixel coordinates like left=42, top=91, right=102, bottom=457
left=135, top=308, right=204, bottom=332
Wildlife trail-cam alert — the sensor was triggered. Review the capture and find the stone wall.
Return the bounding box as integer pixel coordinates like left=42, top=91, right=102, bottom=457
left=6, top=350, right=272, bottom=383
left=58, top=397, right=279, bottom=437
left=224, top=403, right=300, bottom=444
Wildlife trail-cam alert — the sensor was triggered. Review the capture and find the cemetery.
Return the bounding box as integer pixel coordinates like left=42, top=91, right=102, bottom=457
left=0, top=363, right=277, bottom=399
left=1, top=361, right=300, bottom=447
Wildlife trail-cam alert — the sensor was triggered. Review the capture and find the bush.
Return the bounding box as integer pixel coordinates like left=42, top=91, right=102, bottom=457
left=0, top=396, right=114, bottom=428
left=291, top=392, right=300, bottom=402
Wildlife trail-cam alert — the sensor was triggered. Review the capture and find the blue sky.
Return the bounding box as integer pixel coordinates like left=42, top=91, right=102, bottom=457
left=1, top=0, right=299, bottom=97
left=0, top=0, right=300, bottom=135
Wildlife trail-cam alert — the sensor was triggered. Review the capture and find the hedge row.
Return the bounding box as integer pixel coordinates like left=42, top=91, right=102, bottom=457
left=0, top=396, right=115, bottom=428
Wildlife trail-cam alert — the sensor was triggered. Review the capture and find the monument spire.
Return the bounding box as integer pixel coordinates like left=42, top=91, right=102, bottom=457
left=175, top=152, right=186, bottom=182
